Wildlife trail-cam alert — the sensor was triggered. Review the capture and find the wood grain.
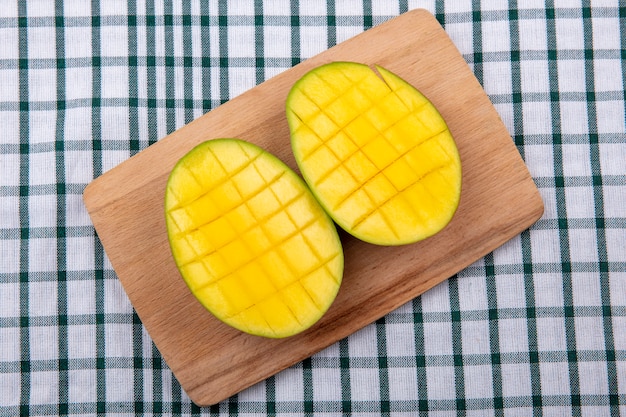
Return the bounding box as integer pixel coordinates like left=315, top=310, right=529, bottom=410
left=83, top=9, right=544, bottom=406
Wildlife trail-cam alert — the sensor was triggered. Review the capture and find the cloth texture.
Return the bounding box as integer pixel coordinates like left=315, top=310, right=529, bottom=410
left=1, top=1, right=625, bottom=416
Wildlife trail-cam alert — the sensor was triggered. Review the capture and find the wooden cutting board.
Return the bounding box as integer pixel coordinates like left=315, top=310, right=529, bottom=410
left=83, top=9, right=543, bottom=406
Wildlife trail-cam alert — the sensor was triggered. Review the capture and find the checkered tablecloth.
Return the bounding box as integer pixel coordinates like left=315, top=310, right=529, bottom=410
left=1, top=1, right=625, bottom=416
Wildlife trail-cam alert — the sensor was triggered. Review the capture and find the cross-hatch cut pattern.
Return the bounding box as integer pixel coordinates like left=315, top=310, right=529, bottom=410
left=291, top=66, right=457, bottom=240
left=166, top=140, right=342, bottom=337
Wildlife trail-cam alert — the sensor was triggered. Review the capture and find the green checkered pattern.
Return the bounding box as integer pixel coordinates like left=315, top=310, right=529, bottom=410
left=1, top=1, right=625, bottom=416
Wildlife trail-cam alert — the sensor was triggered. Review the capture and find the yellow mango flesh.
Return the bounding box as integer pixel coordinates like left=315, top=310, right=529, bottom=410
left=287, top=62, right=462, bottom=245
left=165, top=139, right=343, bottom=338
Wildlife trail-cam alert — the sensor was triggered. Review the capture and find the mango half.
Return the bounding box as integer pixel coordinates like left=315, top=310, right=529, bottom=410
left=165, top=139, right=343, bottom=338
left=287, top=62, right=462, bottom=245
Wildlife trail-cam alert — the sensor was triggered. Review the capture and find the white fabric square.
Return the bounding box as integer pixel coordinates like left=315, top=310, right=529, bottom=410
left=29, top=370, right=59, bottom=405
left=28, top=237, right=57, bottom=272
left=99, top=0, right=127, bottom=15
left=28, top=194, right=56, bottom=228
left=69, top=369, right=97, bottom=403
left=371, top=2, right=399, bottom=16
left=521, top=100, right=553, bottom=135
left=530, top=228, right=562, bottom=264
left=66, top=279, right=96, bottom=315
left=350, top=368, right=380, bottom=401
left=100, top=25, right=129, bottom=58
left=386, top=323, right=415, bottom=357
left=68, top=325, right=96, bottom=359
left=388, top=367, right=417, bottom=401
left=569, top=228, right=599, bottom=263
left=494, top=235, right=523, bottom=267
left=536, top=317, right=567, bottom=352
left=228, top=67, right=256, bottom=99
left=613, top=316, right=626, bottom=351
left=228, top=25, right=255, bottom=57
left=299, top=26, right=328, bottom=59
left=603, top=185, right=626, bottom=218
left=310, top=367, right=340, bottom=401
left=274, top=366, right=304, bottom=402
left=65, top=235, right=95, bottom=271
left=593, top=59, right=623, bottom=92
left=100, top=66, right=129, bottom=99
left=264, top=26, right=291, bottom=58
left=501, top=362, right=532, bottom=398
left=104, top=322, right=133, bottom=357
left=64, top=150, right=94, bottom=185
left=0, top=372, right=20, bottom=407
left=560, top=101, right=591, bottom=135
left=0, top=195, right=18, bottom=229
left=596, top=101, right=625, bottom=135
left=421, top=281, right=451, bottom=313
left=0, top=239, right=19, bottom=275
left=606, top=230, right=626, bottom=264
left=599, top=143, right=626, bottom=176
left=29, top=111, right=57, bottom=145
left=29, top=325, right=59, bottom=360
left=425, top=365, right=455, bottom=400
left=578, top=361, right=614, bottom=396
left=262, top=2, right=290, bottom=16
left=28, top=152, right=56, bottom=187
left=481, top=20, right=510, bottom=53
left=574, top=316, right=606, bottom=351
left=521, top=60, right=549, bottom=94
left=423, top=322, right=453, bottom=356
left=461, top=320, right=490, bottom=355
left=533, top=273, right=565, bottom=308
left=518, top=18, right=547, bottom=51
left=348, top=324, right=377, bottom=357
left=463, top=365, right=493, bottom=399
left=592, top=17, right=620, bottom=50
left=498, top=318, right=529, bottom=353
left=496, top=274, right=527, bottom=309
left=336, top=26, right=363, bottom=44
left=29, top=280, right=58, bottom=317
left=0, top=111, right=19, bottom=147
left=238, top=380, right=266, bottom=402
left=524, top=144, right=555, bottom=178
left=555, top=18, right=584, bottom=50
left=299, top=2, right=327, bottom=15
left=336, top=0, right=364, bottom=16
left=0, top=327, right=19, bottom=361
left=0, top=280, right=18, bottom=318
left=105, top=368, right=134, bottom=402
left=100, top=107, right=130, bottom=144
left=64, top=67, right=92, bottom=101
left=29, top=68, right=57, bottom=103
left=562, top=143, right=592, bottom=177
left=0, top=68, right=18, bottom=101
left=101, top=149, right=131, bottom=174
left=557, top=59, right=586, bottom=92
left=59, top=0, right=91, bottom=17
left=63, top=107, right=93, bottom=142
left=482, top=61, right=513, bottom=96
left=28, top=27, right=57, bottom=60
left=564, top=186, right=595, bottom=218
left=104, top=279, right=134, bottom=315
left=537, top=188, right=557, bottom=221
left=457, top=276, right=488, bottom=312
left=538, top=361, right=571, bottom=396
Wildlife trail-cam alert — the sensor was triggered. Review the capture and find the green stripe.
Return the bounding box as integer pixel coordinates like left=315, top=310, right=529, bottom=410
left=200, top=1, right=212, bottom=112
left=127, top=5, right=139, bottom=155
left=254, top=1, right=265, bottom=85
left=339, top=338, right=351, bottom=414
left=290, top=0, right=301, bottom=67
left=164, top=0, right=176, bottom=135
left=90, top=1, right=106, bottom=414
left=412, top=298, right=428, bottom=416
left=362, top=0, right=373, bottom=30
left=471, top=0, right=484, bottom=85
left=182, top=1, right=194, bottom=124
left=544, top=4, right=582, bottom=415
left=581, top=4, right=619, bottom=415
left=303, top=356, right=314, bottom=414
left=448, top=277, right=467, bottom=414
left=218, top=1, right=230, bottom=104
left=17, top=3, right=30, bottom=416
left=484, top=253, right=504, bottom=415
left=375, top=316, right=390, bottom=416
left=54, top=3, right=69, bottom=415
left=146, top=0, right=158, bottom=145
left=326, top=2, right=336, bottom=49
